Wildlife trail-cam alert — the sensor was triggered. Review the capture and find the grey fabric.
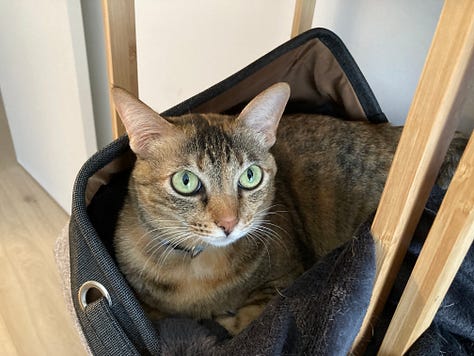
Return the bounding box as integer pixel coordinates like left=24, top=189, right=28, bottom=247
left=84, top=299, right=140, bottom=356
left=70, top=191, right=162, bottom=355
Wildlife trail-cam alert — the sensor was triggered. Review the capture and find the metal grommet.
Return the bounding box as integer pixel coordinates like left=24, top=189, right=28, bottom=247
left=78, top=281, right=112, bottom=311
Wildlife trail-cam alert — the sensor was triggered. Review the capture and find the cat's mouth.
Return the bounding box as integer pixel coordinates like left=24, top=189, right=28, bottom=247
left=199, top=231, right=246, bottom=247
left=151, top=221, right=251, bottom=256
left=160, top=220, right=258, bottom=253
left=159, top=230, right=245, bottom=257
left=198, top=224, right=252, bottom=248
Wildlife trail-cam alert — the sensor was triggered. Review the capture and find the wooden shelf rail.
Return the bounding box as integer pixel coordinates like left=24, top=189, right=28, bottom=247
left=352, top=0, right=474, bottom=353
left=291, top=0, right=316, bottom=38
left=102, top=0, right=138, bottom=138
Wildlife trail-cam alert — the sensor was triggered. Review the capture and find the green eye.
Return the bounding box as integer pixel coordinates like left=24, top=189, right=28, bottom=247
left=171, top=170, right=201, bottom=195
left=239, top=165, right=263, bottom=190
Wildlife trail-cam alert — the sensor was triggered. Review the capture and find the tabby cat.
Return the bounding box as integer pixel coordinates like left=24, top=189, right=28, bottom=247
left=112, top=83, right=465, bottom=335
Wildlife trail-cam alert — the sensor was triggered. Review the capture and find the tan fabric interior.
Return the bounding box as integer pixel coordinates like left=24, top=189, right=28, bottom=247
left=85, top=150, right=135, bottom=206
left=194, top=38, right=366, bottom=120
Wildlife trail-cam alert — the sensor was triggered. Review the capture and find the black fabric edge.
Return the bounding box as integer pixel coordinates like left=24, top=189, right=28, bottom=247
left=315, top=30, right=387, bottom=123
left=70, top=135, right=161, bottom=353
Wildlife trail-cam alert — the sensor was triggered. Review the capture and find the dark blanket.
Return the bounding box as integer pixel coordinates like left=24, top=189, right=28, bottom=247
left=367, top=187, right=474, bottom=355
left=152, top=186, right=474, bottom=355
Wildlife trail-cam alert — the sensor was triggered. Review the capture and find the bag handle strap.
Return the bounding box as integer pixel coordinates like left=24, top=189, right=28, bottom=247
left=83, top=298, right=141, bottom=356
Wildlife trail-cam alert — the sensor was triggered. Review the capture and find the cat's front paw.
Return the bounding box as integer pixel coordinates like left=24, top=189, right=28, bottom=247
left=214, top=304, right=266, bottom=335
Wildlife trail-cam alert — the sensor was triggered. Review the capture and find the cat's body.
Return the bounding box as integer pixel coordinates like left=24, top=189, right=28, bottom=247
left=112, top=83, right=465, bottom=335
left=271, top=114, right=401, bottom=256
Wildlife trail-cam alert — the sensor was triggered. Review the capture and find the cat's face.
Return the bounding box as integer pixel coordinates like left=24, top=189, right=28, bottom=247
left=113, top=83, right=290, bottom=249
left=131, top=114, right=277, bottom=248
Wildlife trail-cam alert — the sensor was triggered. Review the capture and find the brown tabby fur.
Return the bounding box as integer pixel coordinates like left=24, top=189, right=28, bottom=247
left=112, top=83, right=466, bottom=335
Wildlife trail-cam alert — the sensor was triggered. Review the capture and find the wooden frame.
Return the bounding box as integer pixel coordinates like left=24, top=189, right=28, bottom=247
left=291, top=0, right=316, bottom=38
left=102, top=0, right=138, bottom=138
left=352, top=0, right=474, bottom=353
left=380, top=131, right=474, bottom=354
left=102, top=1, right=473, bottom=353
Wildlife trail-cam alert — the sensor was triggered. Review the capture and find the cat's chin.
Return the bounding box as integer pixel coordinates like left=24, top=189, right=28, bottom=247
left=202, top=230, right=247, bottom=248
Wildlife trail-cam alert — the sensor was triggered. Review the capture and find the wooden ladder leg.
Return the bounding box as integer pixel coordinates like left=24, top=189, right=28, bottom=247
left=379, top=131, right=474, bottom=355
left=351, top=0, right=474, bottom=353
left=291, top=0, right=316, bottom=38
left=102, top=0, right=138, bottom=139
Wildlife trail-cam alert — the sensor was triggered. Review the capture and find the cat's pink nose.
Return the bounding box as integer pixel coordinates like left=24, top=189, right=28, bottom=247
left=216, top=216, right=238, bottom=236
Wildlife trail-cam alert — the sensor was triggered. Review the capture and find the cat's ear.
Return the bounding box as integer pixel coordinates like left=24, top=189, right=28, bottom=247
left=112, top=87, right=177, bottom=157
left=236, top=82, right=290, bottom=148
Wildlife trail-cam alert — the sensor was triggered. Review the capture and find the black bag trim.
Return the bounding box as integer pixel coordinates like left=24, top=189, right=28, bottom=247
left=70, top=136, right=162, bottom=355
left=84, top=298, right=140, bottom=356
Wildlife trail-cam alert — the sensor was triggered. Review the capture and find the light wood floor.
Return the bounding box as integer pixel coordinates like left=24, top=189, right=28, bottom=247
left=0, top=97, right=86, bottom=355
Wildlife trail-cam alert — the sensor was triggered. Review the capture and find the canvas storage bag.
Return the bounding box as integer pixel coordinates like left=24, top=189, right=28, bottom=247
left=66, top=28, right=388, bottom=355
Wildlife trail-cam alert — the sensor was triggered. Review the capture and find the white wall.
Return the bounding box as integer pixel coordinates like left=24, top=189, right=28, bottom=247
left=93, top=0, right=471, bottom=149
left=312, top=0, right=474, bottom=133
left=313, top=0, right=443, bottom=125
left=0, top=0, right=97, bottom=212
left=4, top=1, right=468, bottom=211
left=135, top=0, right=295, bottom=111
left=81, top=0, right=113, bottom=150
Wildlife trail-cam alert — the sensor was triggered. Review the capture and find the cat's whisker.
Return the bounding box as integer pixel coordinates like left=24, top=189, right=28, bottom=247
left=139, top=240, right=168, bottom=279
left=255, top=204, right=289, bottom=220
left=142, top=227, right=190, bottom=253
left=137, top=222, right=188, bottom=248
left=258, top=220, right=291, bottom=239
left=246, top=233, right=259, bottom=248
left=253, top=216, right=289, bottom=235
left=257, top=203, right=286, bottom=212
left=154, top=236, right=188, bottom=274
left=250, top=223, right=288, bottom=253
left=138, top=227, right=199, bottom=279
left=250, top=228, right=282, bottom=250
left=142, top=231, right=186, bottom=267
left=158, top=232, right=196, bottom=262
left=248, top=231, right=271, bottom=267
left=259, top=211, right=290, bottom=221
left=137, top=227, right=163, bottom=246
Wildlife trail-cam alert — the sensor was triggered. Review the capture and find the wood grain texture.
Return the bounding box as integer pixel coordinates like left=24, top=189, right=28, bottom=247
left=352, top=0, right=474, bottom=353
left=380, top=132, right=474, bottom=354
left=0, top=164, right=86, bottom=356
left=291, top=0, right=316, bottom=38
left=102, top=0, right=138, bottom=138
